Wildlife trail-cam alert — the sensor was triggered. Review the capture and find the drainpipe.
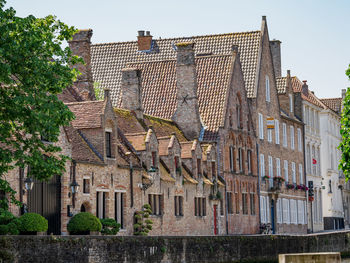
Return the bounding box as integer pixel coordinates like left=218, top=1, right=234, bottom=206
left=302, top=123, right=312, bottom=232
left=126, top=152, right=134, bottom=208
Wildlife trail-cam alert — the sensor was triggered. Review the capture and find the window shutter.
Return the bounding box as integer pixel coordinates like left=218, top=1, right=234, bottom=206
left=276, top=158, right=281, bottom=177
left=292, top=162, right=296, bottom=183
left=260, top=196, right=265, bottom=223
left=266, top=196, right=270, bottom=223
left=283, top=123, right=287, bottom=147
left=259, top=113, right=264, bottom=139
left=286, top=199, right=290, bottom=224
left=299, top=164, right=303, bottom=184
left=290, top=126, right=294, bottom=150
left=277, top=199, right=282, bottom=224
left=298, top=128, right=302, bottom=151
left=284, top=160, right=288, bottom=182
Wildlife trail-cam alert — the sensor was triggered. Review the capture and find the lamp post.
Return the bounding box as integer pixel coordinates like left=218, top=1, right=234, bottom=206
left=24, top=177, right=34, bottom=191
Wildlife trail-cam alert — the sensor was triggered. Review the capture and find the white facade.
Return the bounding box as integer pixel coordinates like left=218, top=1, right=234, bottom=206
left=303, top=101, right=323, bottom=232
left=319, top=107, right=344, bottom=230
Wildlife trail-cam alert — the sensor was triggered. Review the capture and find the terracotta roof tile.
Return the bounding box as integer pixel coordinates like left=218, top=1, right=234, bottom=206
left=180, top=142, right=194, bottom=159
left=124, top=133, right=147, bottom=151
left=114, top=108, right=145, bottom=134
left=320, top=98, right=342, bottom=114
left=65, top=101, right=105, bottom=129
left=158, top=137, right=171, bottom=156
left=128, top=55, right=233, bottom=141
left=91, top=31, right=261, bottom=106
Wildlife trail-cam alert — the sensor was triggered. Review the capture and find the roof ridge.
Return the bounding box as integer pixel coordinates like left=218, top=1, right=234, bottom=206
left=125, top=132, right=147, bottom=136
left=91, top=30, right=261, bottom=47
left=64, top=100, right=104, bottom=105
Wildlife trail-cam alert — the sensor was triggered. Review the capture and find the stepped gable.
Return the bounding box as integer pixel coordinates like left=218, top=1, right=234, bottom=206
left=127, top=55, right=234, bottom=141
left=320, top=98, right=343, bottom=114
left=91, top=31, right=261, bottom=106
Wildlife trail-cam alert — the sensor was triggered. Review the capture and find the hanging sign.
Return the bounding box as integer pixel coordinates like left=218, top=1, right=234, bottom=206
left=267, top=117, right=275, bottom=129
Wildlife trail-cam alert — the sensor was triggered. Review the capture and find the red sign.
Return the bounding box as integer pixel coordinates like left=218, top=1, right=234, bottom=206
left=309, top=196, right=314, bottom=202
left=312, top=159, right=317, bottom=164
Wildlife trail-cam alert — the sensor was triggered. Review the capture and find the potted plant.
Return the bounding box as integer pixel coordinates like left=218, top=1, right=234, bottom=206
left=286, top=183, right=295, bottom=190
left=19, top=213, right=48, bottom=235
left=68, top=212, right=102, bottom=235
left=100, top=218, right=121, bottom=235
left=262, top=175, right=270, bottom=181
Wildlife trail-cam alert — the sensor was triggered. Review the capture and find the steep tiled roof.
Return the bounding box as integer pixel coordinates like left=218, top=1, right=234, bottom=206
left=180, top=142, right=194, bottom=159
left=276, top=77, right=287, bottom=94
left=124, top=133, right=147, bottom=151
left=158, top=137, right=171, bottom=156
left=320, top=98, right=342, bottom=114
left=128, top=55, right=233, bottom=141
left=65, top=101, right=105, bottom=129
left=91, top=31, right=261, bottom=105
left=114, top=108, right=145, bottom=134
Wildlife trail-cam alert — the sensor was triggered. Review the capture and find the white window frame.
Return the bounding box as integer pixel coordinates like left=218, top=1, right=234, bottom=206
left=297, top=128, right=302, bottom=152
left=284, top=160, right=288, bottom=182
left=266, top=196, right=270, bottom=223
left=277, top=199, right=283, bottom=224
left=268, top=155, right=273, bottom=178
left=297, top=200, right=304, bottom=224
left=276, top=158, right=281, bottom=177
left=275, top=120, right=280, bottom=145
left=260, top=154, right=265, bottom=177
left=259, top=113, right=264, bottom=140
left=292, top=162, right=296, bottom=183
left=266, top=76, right=270, bottom=102
left=290, top=126, right=294, bottom=150
left=267, top=129, right=272, bottom=143
left=283, top=198, right=290, bottom=224
left=290, top=199, right=297, bottom=224
left=299, top=164, right=303, bottom=184
left=282, top=123, right=287, bottom=147
left=260, top=196, right=266, bottom=223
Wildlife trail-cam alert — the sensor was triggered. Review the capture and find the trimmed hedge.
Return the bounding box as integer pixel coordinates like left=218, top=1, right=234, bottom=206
left=100, top=218, right=120, bottom=235
left=19, top=213, right=48, bottom=233
left=68, top=212, right=102, bottom=234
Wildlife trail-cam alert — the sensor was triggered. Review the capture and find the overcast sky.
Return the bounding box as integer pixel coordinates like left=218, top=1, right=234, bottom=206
left=6, top=0, right=350, bottom=99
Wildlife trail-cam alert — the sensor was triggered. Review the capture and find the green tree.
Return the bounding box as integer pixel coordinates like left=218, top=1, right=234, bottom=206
left=339, top=64, right=350, bottom=179
left=0, top=0, right=80, bottom=209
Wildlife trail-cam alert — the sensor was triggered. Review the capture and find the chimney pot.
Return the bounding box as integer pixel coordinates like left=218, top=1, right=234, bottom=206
left=287, top=70, right=291, bottom=76
left=232, top=45, right=239, bottom=53
left=104, top=88, right=110, bottom=100
left=303, top=80, right=307, bottom=84
left=262, top=16, right=266, bottom=21
left=146, top=31, right=150, bottom=36
left=138, top=30, right=145, bottom=37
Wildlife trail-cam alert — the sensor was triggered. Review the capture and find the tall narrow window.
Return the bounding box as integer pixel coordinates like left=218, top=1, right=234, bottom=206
left=275, top=120, right=280, bottom=144
left=238, top=148, right=243, bottom=172
left=258, top=113, right=264, bottom=139
left=97, top=191, right=106, bottom=219
left=149, top=194, right=163, bottom=215
left=267, top=129, right=272, bottom=143
left=247, top=150, right=252, bottom=174
left=211, top=161, right=216, bottom=178
left=152, top=151, right=157, bottom=167
left=306, top=144, right=311, bottom=174
left=297, top=128, right=302, bottom=152
left=289, top=94, right=293, bottom=113
left=284, top=160, right=288, bottom=182
left=260, top=154, right=265, bottom=178
left=250, top=193, right=255, bottom=215
left=237, top=105, right=242, bottom=129
left=282, top=123, right=287, bottom=147
left=268, top=155, right=273, bottom=178
left=197, top=158, right=201, bottom=176
left=292, top=162, right=296, bottom=183
left=174, top=196, right=184, bottom=216
left=299, top=164, right=303, bottom=184
left=194, top=197, right=206, bottom=216
left=229, top=146, right=235, bottom=172
left=235, top=193, right=240, bottom=214
left=115, top=192, right=125, bottom=229
left=290, top=126, right=295, bottom=150
left=242, top=193, right=248, bottom=215
left=227, top=192, right=233, bottom=214
left=276, top=158, right=281, bottom=177
left=105, top=132, right=112, bottom=158
left=265, top=76, right=270, bottom=102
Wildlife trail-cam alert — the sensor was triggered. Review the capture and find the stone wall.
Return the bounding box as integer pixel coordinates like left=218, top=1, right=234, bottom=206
left=1, top=231, right=350, bottom=263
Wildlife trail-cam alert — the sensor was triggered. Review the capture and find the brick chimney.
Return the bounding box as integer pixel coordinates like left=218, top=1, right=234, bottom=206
left=69, top=29, right=96, bottom=101
left=172, top=42, right=202, bottom=140
left=302, top=80, right=309, bottom=96
left=270, top=39, right=282, bottom=78
left=137, top=30, right=152, bottom=51
left=121, top=68, right=143, bottom=119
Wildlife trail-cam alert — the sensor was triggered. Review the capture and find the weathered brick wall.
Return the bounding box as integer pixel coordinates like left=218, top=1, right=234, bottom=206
left=1, top=231, right=350, bottom=263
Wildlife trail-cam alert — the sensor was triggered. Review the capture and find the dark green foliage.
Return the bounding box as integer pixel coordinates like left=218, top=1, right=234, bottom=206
left=340, top=64, right=350, bottom=179
left=19, top=213, right=48, bottom=233
left=0, top=209, right=20, bottom=235
left=67, top=212, right=102, bottom=234
left=100, top=218, right=120, bottom=235
left=0, top=209, right=15, bottom=225
left=0, top=225, right=8, bottom=235
left=134, top=204, right=153, bottom=236
left=0, top=0, right=80, bottom=209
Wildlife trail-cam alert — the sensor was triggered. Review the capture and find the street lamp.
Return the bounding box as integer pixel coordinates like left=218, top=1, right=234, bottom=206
left=24, top=177, right=34, bottom=191
left=70, top=181, right=80, bottom=194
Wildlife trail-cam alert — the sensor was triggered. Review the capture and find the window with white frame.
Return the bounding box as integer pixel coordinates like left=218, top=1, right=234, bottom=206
left=268, top=156, right=273, bottom=178
left=266, top=76, right=270, bottom=102
left=229, top=146, right=235, bottom=172
left=277, top=199, right=283, bottom=224
left=283, top=198, right=290, bottom=224
left=282, top=123, right=287, bottom=147
left=290, top=126, right=294, bottom=150
left=289, top=94, right=293, bottom=113
left=306, top=144, right=311, bottom=174
left=276, top=158, right=281, bottom=177
left=260, top=196, right=266, bottom=223
left=275, top=120, right=280, bottom=144
left=297, top=200, right=304, bottom=224
left=299, top=164, right=303, bottom=184
left=284, top=160, right=288, bottom=182
left=258, top=113, right=264, bottom=139
left=290, top=199, right=297, bottom=224
left=115, top=191, right=125, bottom=229
left=260, top=154, right=265, bottom=177
left=266, top=196, right=270, bottom=223
left=305, top=106, right=309, bottom=126
left=304, top=201, right=307, bottom=224
left=267, top=129, right=272, bottom=143
left=297, top=128, right=302, bottom=152
left=292, top=162, right=296, bottom=183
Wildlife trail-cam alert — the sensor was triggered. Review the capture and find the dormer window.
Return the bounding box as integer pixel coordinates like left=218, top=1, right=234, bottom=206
left=265, top=76, right=270, bottom=102
left=197, top=158, right=201, bottom=176
left=289, top=94, right=293, bottom=113
left=152, top=151, right=157, bottom=168
left=175, top=156, right=180, bottom=173
left=105, top=132, right=112, bottom=158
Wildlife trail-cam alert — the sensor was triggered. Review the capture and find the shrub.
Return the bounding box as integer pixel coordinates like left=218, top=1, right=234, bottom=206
left=0, top=224, right=8, bottom=235
left=19, top=213, right=48, bottom=233
left=67, top=212, right=102, bottom=234
left=7, top=218, right=21, bottom=235
left=100, top=218, right=120, bottom=235
left=134, top=204, right=153, bottom=236
left=0, top=209, right=15, bottom=225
